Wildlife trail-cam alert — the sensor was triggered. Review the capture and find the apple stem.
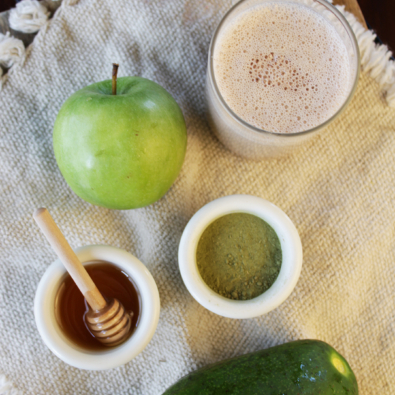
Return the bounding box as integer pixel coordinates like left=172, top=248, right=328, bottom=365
left=112, top=63, right=119, bottom=95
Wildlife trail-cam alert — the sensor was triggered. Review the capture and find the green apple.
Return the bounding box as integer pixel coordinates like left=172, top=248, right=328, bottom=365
left=53, top=76, right=187, bottom=209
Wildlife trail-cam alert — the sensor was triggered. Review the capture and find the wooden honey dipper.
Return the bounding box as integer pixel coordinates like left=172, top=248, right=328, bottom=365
left=33, top=208, right=132, bottom=347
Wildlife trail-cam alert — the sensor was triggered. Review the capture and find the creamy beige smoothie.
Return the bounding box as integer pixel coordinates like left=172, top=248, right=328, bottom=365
left=206, top=0, right=359, bottom=158
left=214, top=2, right=351, bottom=134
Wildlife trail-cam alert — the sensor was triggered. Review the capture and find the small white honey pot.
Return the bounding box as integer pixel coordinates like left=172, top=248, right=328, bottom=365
left=35, top=244, right=160, bottom=370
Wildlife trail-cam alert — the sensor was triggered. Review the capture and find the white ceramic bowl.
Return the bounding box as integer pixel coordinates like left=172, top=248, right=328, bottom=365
left=34, top=245, right=160, bottom=370
left=178, top=195, right=303, bottom=319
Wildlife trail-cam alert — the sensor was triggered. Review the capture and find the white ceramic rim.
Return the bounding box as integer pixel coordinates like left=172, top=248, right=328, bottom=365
left=34, top=245, right=160, bottom=370
left=178, top=195, right=303, bottom=319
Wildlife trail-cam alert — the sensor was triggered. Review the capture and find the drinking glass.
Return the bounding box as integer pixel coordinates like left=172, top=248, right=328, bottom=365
left=205, top=0, right=360, bottom=159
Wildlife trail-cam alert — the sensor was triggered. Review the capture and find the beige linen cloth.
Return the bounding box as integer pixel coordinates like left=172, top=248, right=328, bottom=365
left=0, top=0, right=394, bottom=394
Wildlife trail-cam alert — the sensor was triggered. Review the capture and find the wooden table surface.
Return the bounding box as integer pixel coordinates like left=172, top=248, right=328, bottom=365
left=334, top=0, right=367, bottom=28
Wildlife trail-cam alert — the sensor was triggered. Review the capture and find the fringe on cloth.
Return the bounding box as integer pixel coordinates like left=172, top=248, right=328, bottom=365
left=0, top=374, right=22, bottom=395
left=0, top=33, right=25, bottom=69
left=9, top=0, right=50, bottom=34
left=335, top=5, right=395, bottom=107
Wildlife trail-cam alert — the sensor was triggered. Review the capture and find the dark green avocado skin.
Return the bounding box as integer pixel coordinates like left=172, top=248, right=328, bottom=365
left=162, top=340, right=358, bottom=395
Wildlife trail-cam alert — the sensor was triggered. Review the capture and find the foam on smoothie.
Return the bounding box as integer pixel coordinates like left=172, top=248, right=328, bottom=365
left=213, top=2, right=351, bottom=133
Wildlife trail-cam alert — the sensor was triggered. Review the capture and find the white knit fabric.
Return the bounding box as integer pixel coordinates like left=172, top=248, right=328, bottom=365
left=0, top=1, right=394, bottom=394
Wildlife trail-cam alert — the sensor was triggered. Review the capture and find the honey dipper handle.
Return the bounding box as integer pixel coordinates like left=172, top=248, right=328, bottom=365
left=33, top=208, right=107, bottom=311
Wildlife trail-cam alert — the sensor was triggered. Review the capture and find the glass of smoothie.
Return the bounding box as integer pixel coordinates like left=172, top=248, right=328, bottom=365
left=205, top=0, right=360, bottom=159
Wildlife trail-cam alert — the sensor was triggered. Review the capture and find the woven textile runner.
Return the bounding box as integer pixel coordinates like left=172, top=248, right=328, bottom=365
left=0, top=1, right=394, bottom=394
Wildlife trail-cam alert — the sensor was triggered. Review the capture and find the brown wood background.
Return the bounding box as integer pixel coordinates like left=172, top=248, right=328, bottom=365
left=358, top=0, right=394, bottom=51
left=334, top=0, right=366, bottom=27
left=0, top=0, right=394, bottom=51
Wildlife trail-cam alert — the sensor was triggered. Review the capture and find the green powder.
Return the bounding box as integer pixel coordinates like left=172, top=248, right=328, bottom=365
left=196, top=213, right=282, bottom=300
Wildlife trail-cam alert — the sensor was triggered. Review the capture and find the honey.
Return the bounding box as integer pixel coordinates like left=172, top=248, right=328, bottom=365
left=55, top=261, right=141, bottom=351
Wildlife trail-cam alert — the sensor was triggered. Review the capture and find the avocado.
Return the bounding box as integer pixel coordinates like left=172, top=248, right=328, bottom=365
left=163, top=339, right=358, bottom=394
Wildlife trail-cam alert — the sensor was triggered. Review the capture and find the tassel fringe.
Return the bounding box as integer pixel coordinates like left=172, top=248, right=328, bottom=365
left=9, top=0, right=50, bottom=34
left=0, top=374, right=22, bottom=395
left=0, top=32, right=25, bottom=69
left=336, top=5, right=395, bottom=107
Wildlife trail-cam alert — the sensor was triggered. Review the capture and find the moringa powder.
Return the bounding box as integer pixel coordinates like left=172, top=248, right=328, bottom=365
left=196, top=213, right=282, bottom=300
